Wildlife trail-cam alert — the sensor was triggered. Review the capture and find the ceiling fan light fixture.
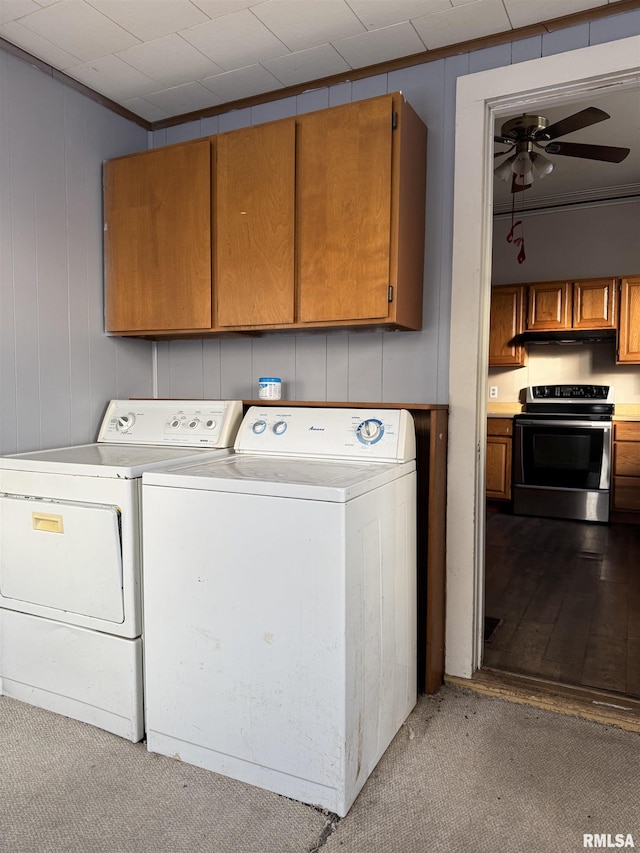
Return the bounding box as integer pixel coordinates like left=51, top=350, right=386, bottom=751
left=494, top=157, right=515, bottom=182
left=531, top=151, right=554, bottom=179
left=512, top=149, right=533, bottom=176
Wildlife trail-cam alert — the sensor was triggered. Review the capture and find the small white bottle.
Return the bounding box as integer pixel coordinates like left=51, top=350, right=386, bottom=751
left=258, top=377, right=282, bottom=400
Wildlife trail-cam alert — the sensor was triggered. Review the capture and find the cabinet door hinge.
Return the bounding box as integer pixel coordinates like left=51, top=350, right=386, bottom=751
left=391, top=111, right=398, bottom=130
left=388, top=285, right=394, bottom=303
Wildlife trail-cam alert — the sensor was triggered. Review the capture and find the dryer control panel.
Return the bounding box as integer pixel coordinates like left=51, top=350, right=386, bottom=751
left=236, top=407, right=416, bottom=463
left=97, top=400, right=243, bottom=448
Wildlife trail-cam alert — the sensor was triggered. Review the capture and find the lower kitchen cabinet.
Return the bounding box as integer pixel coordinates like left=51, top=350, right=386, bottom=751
left=486, top=418, right=513, bottom=501
left=612, top=421, right=640, bottom=512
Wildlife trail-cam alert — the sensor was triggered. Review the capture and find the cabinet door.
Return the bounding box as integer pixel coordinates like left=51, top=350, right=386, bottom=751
left=527, top=281, right=571, bottom=330
left=486, top=436, right=512, bottom=500
left=488, top=285, right=526, bottom=367
left=297, top=96, right=393, bottom=323
left=573, top=278, right=616, bottom=329
left=104, top=141, right=212, bottom=333
left=617, top=276, right=640, bottom=364
left=215, top=120, right=295, bottom=328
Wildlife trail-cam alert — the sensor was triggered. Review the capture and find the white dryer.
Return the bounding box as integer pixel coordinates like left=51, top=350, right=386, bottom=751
left=0, top=399, right=243, bottom=741
left=142, top=406, right=417, bottom=816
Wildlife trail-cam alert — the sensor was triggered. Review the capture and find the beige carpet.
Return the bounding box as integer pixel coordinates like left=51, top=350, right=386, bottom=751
left=1, top=685, right=638, bottom=853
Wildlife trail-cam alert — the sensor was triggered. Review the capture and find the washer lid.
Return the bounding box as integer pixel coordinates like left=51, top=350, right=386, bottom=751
left=142, top=454, right=416, bottom=501
left=0, top=443, right=233, bottom=479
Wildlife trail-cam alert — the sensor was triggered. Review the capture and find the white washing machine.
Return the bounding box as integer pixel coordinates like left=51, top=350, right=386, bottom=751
left=142, top=406, right=417, bottom=816
left=0, top=399, right=242, bottom=742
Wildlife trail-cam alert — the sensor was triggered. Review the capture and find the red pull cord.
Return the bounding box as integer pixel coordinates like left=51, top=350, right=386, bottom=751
left=506, top=189, right=526, bottom=264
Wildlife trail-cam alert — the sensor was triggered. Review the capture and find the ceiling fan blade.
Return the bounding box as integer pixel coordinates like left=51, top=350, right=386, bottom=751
left=544, top=141, right=630, bottom=162
left=494, top=134, right=515, bottom=145
left=494, top=146, right=515, bottom=158
left=535, top=107, right=610, bottom=141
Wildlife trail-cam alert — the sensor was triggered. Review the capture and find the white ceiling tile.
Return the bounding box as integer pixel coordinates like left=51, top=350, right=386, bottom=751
left=334, top=22, right=426, bottom=68
left=144, top=80, right=223, bottom=112
left=0, top=0, right=40, bottom=25
left=18, top=0, right=140, bottom=61
left=191, top=0, right=256, bottom=19
left=70, top=54, right=160, bottom=99
left=181, top=8, right=289, bottom=70
left=87, top=0, right=209, bottom=41
left=121, top=95, right=171, bottom=121
left=33, top=0, right=60, bottom=5
left=117, top=33, right=224, bottom=87
left=503, top=0, right=607, bottom=29
left=251, top=0, right=364, bottom=51
left=0, top=19, right=82, bottom=66
left=346, top=0, right=450, bottom=31
left=262, top=43, right=350, bottom=87
left=200, top=63, right=285, bottom=101
left=412, top=0, right=512, bottom=49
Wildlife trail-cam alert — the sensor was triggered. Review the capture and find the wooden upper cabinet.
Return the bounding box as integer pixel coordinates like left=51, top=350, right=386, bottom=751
left=296, top=94, right=426, bottom=328
left=573, top=278, right=616, bottom=329
left=103, top=93, right=426, bottom=338
left=104, top=140, right=212, bottom=333
left=526, top=281, right=571, bottom=330
left=215, top=120, right=295, bottom=328
left=488, top=285, right=526, bottom=367
left=617, top=276, right=640, bottom=364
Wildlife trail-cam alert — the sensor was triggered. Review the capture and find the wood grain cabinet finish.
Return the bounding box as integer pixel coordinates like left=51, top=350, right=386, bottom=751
left=617, top=276, right=640, bottom=364
left=526, top=281, right=572, bottom=330
left=573, top=278, right=617, bottom=329
left=104, top=140, right=212, bottom=333
left=612, top=421, right=640, bottom=512
left=215, top=119, right=295, bottom=328
left=103, top=93, right=427, bottom=337
left=488, top=285, right=526, bottom=367
left=486, top=418, right=513, bottom=501
left=295, top=94, right=425, bottom=329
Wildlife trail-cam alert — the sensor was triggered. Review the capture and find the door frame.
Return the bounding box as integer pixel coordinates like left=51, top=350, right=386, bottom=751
left=446, top=34, right=640, bottom=679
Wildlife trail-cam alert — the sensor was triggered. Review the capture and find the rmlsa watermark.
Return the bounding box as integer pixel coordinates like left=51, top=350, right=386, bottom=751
left=583, top=834, right=635, bottom=848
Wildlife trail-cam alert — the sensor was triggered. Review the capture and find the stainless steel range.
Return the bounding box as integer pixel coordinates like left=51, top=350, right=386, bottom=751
left=513, top=384, right=614, bottom=523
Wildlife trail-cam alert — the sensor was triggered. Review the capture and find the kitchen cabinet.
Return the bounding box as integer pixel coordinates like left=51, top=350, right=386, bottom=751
left=486, top=418, right=513, bottom=501
left=526, top=281, right=571, bottom=331
left=103, top=92, right=427, bottom=337
left=526, top=278, right=616, bottom=332
left=104, top=140, right=212, bottom=333
left=617, top=276, right=640, bottom=363
left=488, top=285, right=526, bottom=367
left=573, top=278, right=617, bottom=329
left=612, top=421, right=640, bottom=512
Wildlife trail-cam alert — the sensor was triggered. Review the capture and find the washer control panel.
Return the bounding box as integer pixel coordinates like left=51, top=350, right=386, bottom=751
left=236, top=407, right=415, bottom=462
left=97, top=400, right=243, bottom=447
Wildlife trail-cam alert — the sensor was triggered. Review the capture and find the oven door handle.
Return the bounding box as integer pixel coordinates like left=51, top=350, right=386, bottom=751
left=515, top=418, right=611, bottom=430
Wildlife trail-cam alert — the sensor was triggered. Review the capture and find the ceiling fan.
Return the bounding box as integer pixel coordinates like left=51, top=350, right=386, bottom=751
left=494, top=107, right=631, bottom=193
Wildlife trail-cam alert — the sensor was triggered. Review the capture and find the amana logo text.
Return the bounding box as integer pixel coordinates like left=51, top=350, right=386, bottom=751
left=584, top=835, right=635, bottom=848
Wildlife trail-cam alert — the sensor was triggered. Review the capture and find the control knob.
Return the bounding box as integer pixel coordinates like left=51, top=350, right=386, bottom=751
left=116, top=413, right=135, bottom=432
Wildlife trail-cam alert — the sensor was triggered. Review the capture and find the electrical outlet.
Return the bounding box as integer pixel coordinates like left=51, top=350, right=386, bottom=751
left=489, top=386, right=498, bottom=399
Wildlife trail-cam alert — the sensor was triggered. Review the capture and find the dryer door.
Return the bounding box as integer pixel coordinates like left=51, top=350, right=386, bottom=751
left=0, top=495, right=124, bottom=623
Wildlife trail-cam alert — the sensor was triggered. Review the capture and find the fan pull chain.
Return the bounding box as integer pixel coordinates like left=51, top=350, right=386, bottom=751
left=506, top=191, right=526, bottom=264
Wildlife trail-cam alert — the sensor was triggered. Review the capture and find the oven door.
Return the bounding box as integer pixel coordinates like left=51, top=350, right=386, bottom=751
left=513, top=417, right=612, bottom=522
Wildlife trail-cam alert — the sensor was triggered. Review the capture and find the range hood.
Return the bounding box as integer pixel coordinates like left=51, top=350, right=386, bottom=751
left=515, top=328, right=617, bottom=345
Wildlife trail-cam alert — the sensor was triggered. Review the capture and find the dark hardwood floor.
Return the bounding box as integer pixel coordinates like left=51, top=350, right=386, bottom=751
left=484, top=512, right=640, bottom=698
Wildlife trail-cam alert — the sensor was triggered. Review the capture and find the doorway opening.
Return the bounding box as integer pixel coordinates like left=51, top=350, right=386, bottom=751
left=446, top=35, right=640, bottom=696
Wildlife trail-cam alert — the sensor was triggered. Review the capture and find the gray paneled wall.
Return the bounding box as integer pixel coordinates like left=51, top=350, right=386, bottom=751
left=151, top=7, right=640, bottom=407
left=0, top=50, right=153, bottom=454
